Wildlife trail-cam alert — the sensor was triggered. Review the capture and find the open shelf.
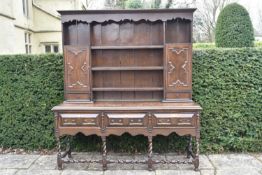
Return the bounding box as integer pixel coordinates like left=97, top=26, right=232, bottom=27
left=92, top=66, right=164, bottom=71
left=92, top=87, right=164, bottom=91
left=91, top=45, right=164, bottom=50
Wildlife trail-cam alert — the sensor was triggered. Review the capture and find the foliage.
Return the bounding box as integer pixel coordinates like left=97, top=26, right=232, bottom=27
left=193, top=48, right=262, bottom=152
left=0, top=54, right=63, bottom=149
left=0, top=49, right=261, bottom=153
left=194, top=0, right=233, bottom=42
left=151, top=0, right=161, bottom=9
left=255, top=41, right=262, bottom=47
left=193, top=43, right=216, bottom=49
left=115, top=0, right=128, bottom=9
left=194, top=42, right=262, bottom=49
left=215, top=3, right=254, bottom=48
left=125, top=0, right=143, bottom=9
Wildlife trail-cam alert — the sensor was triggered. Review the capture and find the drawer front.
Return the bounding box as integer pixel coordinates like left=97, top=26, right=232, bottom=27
left=60, top=113, right=99, bottom=127
left=128, top=118, right=144, bottom=126
left=177, top=118, right=193, bottom=126
left=58, top=113, right=195, bottom=128
left=107, top=114, right=146, bottom=127
left=154, top=113, right=195, bottom=127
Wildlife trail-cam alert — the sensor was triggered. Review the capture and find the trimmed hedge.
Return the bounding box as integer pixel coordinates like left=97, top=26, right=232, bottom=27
left=0, top=49, right=261, bottom=153
left=193, top=43, right=216, bottom=49
left=194, top=42, right=262, bottom=49
left=0, top=54, right=63, bottom=149
left=215, top=3, right=254, bottom=48
left=193, top=48, right=262, bottom=152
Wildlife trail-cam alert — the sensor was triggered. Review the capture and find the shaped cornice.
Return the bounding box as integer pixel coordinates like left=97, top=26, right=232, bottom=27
left=59, top=9, right=195, bottom=24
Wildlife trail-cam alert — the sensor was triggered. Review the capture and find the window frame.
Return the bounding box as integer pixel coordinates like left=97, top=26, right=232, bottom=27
left=25, top=32, right=32, bottom=54
left=44, top=43, right=59, bottom=53
left=22, top=0, right=29, bottom=18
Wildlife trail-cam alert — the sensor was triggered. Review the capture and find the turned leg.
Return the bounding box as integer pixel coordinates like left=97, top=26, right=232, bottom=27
left=56, top=136, right=63, bottom=170
left=186, top=136, right=193, bottom=158
left=148, top=136, right=153, bottom=171
left=193, top=137, right=200, bottom=171
left=102, top=136, right=107, bottom=171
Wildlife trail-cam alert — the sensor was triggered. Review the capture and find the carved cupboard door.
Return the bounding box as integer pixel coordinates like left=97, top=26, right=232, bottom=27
left=64, top=46, right=91, bottom=101
left=164, top=43, right=192, bottom=101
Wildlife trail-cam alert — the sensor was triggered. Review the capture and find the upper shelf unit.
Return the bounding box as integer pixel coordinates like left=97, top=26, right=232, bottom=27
left=60, top=9, right=195, bottom=102
left=63, top=19, right=192, bottom=46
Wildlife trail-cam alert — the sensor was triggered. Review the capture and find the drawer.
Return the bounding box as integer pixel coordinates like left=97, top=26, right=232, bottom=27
left=60, top=113, right=99, bottom=127
left=128, top=118, right=144, bottom=126
left=154, top=113, right=195, bottom=127
left=107, top=114, right=145, bottom=127
left=177, top=117, right=193, bottom=126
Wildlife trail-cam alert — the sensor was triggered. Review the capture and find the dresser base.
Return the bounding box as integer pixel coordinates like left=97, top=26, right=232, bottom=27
left=52, top=102, right=201, bottom=171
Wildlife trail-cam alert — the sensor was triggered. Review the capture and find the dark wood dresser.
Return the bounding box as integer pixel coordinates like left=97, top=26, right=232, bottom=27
left=52, top=9, right=202, bottom=171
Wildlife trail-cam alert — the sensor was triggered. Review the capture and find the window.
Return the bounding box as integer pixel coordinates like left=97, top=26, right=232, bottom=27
left=24, top=33, right=27, bottom=43
left=22, top=0, right=29, bottom=18
left=22, top=0, right=26, bottom=15
left=28, top=33, right=31, bottom=43
left=53, top=45, right=59, bottom=53
left=25, top=32, right=32, bottom=54
left=44, top=44, right=59, bottom=53
left=45, top=45, right=51, bottom=53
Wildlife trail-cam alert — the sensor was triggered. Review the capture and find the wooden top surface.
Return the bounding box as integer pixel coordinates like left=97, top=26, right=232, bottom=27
left=52, top=101, right=202, bottom=111
left=58, top=9, right=196, bottom=14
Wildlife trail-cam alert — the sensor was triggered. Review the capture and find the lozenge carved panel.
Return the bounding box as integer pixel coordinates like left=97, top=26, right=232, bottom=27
left=64, top=46, right=90, bottom=92
left=164, top=43, right=192, bottom=101
left=64, top=46, right=92, bottom=101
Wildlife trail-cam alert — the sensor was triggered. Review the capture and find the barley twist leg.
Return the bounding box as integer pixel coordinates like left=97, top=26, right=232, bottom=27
left=102, top=136, right=107, bottom=171
left=148, top=136, right=153, bottom=171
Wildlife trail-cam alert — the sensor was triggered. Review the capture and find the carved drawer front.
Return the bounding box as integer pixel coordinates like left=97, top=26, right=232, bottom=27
left=107, top=114, right=145, bottom=127
left=154, top=113, right=194, bottom=127
left=60, top=114, right=99, bottom=127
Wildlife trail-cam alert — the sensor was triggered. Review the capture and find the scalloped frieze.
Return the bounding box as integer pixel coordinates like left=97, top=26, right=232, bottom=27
left=61, top=12, right=193, bottom=24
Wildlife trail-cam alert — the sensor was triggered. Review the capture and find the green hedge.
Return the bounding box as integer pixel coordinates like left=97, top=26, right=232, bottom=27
left=215, top=3, right=254, bottom=48
left=255, top=41, right=262, bottom=47
left=0, top=54, right=63, bottom=149
left=193, top=48, right=262, bottom=152
left=194, top=41, right=262, bottom=49
left=193, top=43, right=216, bottom=49
left=0, top=48, right=261, bottom=153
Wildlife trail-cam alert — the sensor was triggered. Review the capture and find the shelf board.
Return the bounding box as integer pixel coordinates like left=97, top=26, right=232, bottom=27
left=92, top=87, right=164, bottom=91
left=91, top=45, right=164, bottom=49
left=92, top=66, right=164, bottom=71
